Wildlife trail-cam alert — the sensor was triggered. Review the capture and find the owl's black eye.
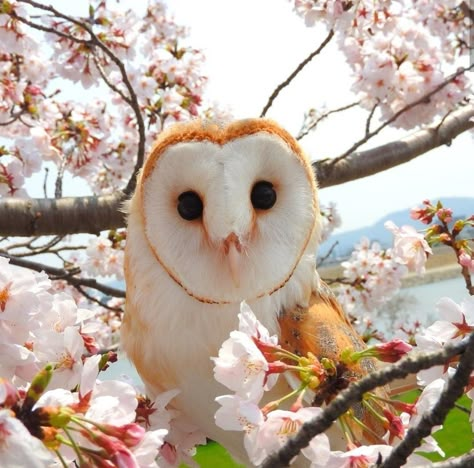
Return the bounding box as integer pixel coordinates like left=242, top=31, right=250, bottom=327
left=177, top=191, right=203, bottom=220
left=251, top=181, right=276, bottom=210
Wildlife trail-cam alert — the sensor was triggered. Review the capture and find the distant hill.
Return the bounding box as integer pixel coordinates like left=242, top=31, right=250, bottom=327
left=318, top=197, right=474, bottom=262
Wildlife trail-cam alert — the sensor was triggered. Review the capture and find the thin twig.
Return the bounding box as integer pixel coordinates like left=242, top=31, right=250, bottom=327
left=42, top=167, right=49, bottom=198
left=261, top=337, right=470, bottom=467
left=72, top=284, right=124, bottom=312
left=453, top=402, right=471, bottom=414
left=0, top=252, right=125, bottom=298
left=260, top=29, right=334, bottom=117
left=365, top=101, right=379, bottom=136
left=9, top=244, right=88, bottom=257
left=297, top=101, right=359, bottom=140
left=316, top=241, right=339, bottom=267
left=92, top=55, right=132, bottom=105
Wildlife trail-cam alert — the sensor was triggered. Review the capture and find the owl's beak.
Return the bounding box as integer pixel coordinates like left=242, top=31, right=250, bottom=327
left=223, top=233, right=242, bottom=288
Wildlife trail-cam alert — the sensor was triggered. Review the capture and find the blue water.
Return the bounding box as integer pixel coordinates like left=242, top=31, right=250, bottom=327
left=397, top=276, right=470, bottom=326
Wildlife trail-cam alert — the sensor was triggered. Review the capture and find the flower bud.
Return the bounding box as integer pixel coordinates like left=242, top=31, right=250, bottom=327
left=23, top=365, right=53, bottom=411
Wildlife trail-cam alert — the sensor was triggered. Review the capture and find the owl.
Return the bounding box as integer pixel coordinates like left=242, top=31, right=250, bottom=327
left=122, top=119, right=386, bottom=464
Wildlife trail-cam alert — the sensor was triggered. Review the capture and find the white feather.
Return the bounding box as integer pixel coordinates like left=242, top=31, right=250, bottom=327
left=122, top=126, right=326, bottom=463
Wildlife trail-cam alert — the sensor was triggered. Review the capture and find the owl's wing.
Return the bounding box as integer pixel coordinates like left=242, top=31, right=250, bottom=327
left=278, top=281, right=390, bottom=445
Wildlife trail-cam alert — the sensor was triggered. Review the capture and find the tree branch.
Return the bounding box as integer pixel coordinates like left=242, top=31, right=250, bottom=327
left=16, top=0, right=146, bottom=195
left=315, top=103, right=474, bottom=188
left=328, top=65, right=473, bottom=165
left=0, top=104, right=472, bottom=236
left=261, top=336, right=470, bottom=467
left=381, top=331, right=474, bottom=468
left=0, top=193, right=125, bottom=236
left=433, top=450, right=474, bottom=467
left=0, top=252, right=125, bottom=298
left=260, top=29, right=334, bottom=117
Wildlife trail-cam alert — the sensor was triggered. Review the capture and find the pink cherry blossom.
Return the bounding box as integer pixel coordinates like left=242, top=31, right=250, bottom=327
left=399, top=378, right=446, bottom=456
left=212, top=330, right=272, bottom=401
left=320, top=201, right=342, bottom=243
left=214, top=394, right=264, bottom=433
left=0, top=409, right=55, bottom=467
left=248, top=407, right=330, bottom=466
left=337, top=237, right=407, bottom=316
left=33, top=326, right=85, bottom=390
left=384, top=221, right=432, bottom=274
left=324, top=444, right=393, bottom=468
left=213, top=301, right=280, bottom=400
left=459, top=250, right=474, bottom=273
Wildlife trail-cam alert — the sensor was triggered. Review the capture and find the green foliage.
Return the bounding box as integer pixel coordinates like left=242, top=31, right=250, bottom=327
left=192, top=441, right=244, bottom=468
left=397, top=390, right=473, bottom=462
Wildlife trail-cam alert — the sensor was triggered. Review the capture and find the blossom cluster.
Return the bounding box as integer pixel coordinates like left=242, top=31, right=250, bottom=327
left=0, top=256, right=206, bottom=467
left=0, top=0, right=210, bottom=196
left=319, top=201, right=342, bottom=244
left=411, top=199, right=474, bottom=274
left=336, top=237, right=408, bottom=318
left=292, top=0, right=472, bottom=128
left=212, top=301, right=448, bottom=466
left=82, top=230, right=126, bottom=280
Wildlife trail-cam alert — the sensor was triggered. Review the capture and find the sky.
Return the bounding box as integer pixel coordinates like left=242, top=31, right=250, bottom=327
left=27, top=0, right=474, bottom=234
left=164, top=0, right=473, bottom=233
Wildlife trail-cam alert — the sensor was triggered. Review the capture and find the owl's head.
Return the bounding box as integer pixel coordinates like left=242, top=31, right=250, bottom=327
left=133, top=119, right=321, bottom=304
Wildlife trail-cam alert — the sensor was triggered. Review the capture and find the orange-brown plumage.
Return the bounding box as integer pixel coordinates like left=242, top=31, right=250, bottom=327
left=278, top=282, right=389, bottom=444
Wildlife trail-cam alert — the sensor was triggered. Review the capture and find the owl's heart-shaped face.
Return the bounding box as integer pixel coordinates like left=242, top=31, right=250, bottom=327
left=139, top=120, right=320, bottom=304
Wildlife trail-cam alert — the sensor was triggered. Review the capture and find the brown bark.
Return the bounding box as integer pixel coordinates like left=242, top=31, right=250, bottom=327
left=0, top=105, right=472, bottom=237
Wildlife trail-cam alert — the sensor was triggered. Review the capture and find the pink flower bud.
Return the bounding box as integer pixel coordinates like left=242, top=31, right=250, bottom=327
left=459, top=251, right=474, bottom=273
left=267, top=361, right=289, bottom=374
left=436, top=208, right=453, bottom=223
left=382, top=408, right=405, bottom=442
left=389, top=400, right=417, bottom=415
left=95, top=422, right=145, bottom=448
left=373, top=339, right=412, bottom=363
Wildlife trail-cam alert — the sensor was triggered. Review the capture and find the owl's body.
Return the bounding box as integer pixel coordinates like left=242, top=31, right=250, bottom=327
left=122, top=120, right=381, bottom=464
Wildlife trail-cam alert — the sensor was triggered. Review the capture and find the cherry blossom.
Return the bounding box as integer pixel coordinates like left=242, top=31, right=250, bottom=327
left=384, top=221, right=432, bottom=274
left=248, top=407, right=331, bottom=466
left=292, top=1, right=472, bottom=129
left=0, top=408, right=55, bottom=467
left=459, top=250, right=474, bottom=273
left=336, top=237, right=407, bottom=316
left=402, top=378, right=446, bottom=456
left=324, top=444, right=393, bottom=468
left=415, top=297, right=474, bottom=386
left=213, top=301, right=281, bottom=400
left=320, top=201, right=342, bottom=243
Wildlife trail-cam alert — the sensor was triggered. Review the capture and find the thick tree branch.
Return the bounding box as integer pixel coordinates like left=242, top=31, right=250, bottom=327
left=261, top=336, right=470, bottom=467
left=0, top=193, right=125, bottom=236
left=0, top=104, right=472, bottom=236
left=315, top=103, right=474, bottom=188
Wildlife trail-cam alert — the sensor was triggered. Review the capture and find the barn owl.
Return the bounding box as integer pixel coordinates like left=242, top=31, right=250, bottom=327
left=122, top=119, right=384, bottom=464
